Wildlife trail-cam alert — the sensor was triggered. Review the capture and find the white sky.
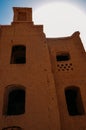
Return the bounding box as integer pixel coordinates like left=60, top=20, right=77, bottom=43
left=33, top=2, right=86, bottom=50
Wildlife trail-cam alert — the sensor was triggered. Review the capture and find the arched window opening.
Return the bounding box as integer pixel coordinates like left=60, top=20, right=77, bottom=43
left=5, top=85, right=25, bottom=115
left=65, top=86, right=85, bottom=116
left=10, top=45, right=26, bottom=64
left=2, top=126, right=22, bottom=130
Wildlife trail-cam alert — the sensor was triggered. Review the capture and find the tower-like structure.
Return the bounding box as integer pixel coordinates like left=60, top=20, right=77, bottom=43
left=0, top=7, right=86, bottom=130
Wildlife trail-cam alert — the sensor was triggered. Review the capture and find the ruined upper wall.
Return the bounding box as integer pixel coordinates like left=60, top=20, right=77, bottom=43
left=47, top=31, right=85, bottom=53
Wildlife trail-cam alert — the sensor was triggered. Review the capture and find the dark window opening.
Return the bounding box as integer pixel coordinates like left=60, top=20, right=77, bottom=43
left=18, top=12, right=27, bottom=21
left=7, top=88, right=25, bottom=115
left=10, top=45, right=26, bottom=64
left=65, top=87, right=85, bottom=116
left=56, top=52, right=70, bottom=61
left=2, top=126, right=22, bottom=130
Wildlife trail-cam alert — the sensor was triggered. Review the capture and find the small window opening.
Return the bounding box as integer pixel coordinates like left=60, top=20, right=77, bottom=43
left=56, top=52, right=70, bottom=61
left=18, top=12, right=27, bottom=21
left=10, top=45, right=26, bottom=64
left=7, top=88, right=25, bottom=115
left=65, top=87, right=85, bottom=116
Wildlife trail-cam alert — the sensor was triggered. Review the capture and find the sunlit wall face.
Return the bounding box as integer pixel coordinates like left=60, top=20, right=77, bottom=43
left=33, top=2, right=86, bottom=50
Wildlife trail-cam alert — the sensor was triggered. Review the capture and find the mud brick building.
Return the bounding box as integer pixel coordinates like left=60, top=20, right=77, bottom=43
left=0, top=7, right=86, bottom=130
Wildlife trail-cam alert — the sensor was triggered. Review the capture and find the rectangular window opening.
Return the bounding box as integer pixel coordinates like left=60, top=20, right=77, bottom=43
left=10, top=45, right=26, bottom=64
left=65, top=87, right=85, bottom=116
left=56, top=52, right=70, bottom=62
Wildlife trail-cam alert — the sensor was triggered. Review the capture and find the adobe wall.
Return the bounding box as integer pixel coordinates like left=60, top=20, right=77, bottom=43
left=0, top=7, right=86, bottom=130
left=47, top=32, right=86, bottom=130
left=0, top=8, right=61, bottom=130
